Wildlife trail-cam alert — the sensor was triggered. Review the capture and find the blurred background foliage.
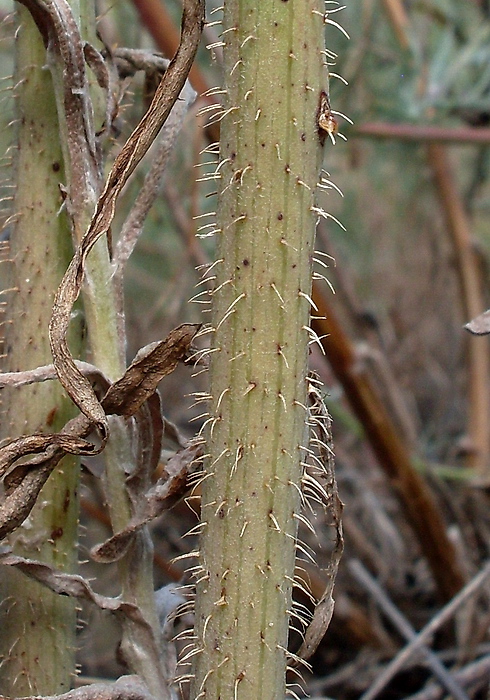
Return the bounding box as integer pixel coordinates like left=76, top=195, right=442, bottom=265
left=2, top=0, right=490, bottom=698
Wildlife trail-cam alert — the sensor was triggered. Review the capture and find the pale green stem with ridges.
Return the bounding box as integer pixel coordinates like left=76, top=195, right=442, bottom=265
left=0, top=12, right=80, bottom=695
left=46, top=0, right=164, bottom=694
left=191, top=1, right=327, bottom=699
left=0, top=4, right=163, bottom=697
left=58, top=2, right=163, bottom=690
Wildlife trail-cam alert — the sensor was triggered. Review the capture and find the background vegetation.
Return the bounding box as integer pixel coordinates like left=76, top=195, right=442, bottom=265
left=1, top=0, right=490, bottom=698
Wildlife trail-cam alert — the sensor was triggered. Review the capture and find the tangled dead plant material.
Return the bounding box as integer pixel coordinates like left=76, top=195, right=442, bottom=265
left=0, top=0, right=204, bottom=545
left=46, top=0, right=205, bottom=439
left=0, top=324, right=200, bottom=541
left=91, top=440, right=204, bottom=563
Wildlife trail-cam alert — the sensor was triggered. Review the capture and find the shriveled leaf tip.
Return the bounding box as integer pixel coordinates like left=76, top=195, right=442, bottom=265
left=465, top=309, right=490, bottom=335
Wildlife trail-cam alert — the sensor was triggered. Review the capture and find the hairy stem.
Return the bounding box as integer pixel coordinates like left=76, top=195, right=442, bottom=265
left=46, top=10, right=166, bottom=699
left=191, top=2, right=328, bottom=699
left=0, top=11, right=80, bottom=694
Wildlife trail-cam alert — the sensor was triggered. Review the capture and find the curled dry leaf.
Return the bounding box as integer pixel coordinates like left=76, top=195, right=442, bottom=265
left=0, top=465, right=58, bottom=541
left=2, top=0, right=204, bottom=546
left=0, top=553, right=154, bottom=629
left=0, top=674, right=156, bottom=700
left=0, top=412, right=94, bottom=539
left=16, top=0, right=100, bottom=208
left=294, top=375, right=344, bottom=663
left=0, top=325, right=200, bottom=541
left=103, top=325, right=200, bottom=417
left=127, top=393, right=164, bottom=499
left=92, top=439, right=204, bottom=563
left=465, top=309, right=490, bottom=335
left=48, top=0, right=205, bottom=439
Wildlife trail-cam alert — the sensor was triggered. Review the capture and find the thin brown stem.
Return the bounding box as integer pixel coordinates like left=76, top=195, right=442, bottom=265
left=381, top=0, right=410, bottom=49
left=311, top=282, right=466, bottom=602
left=427, top=144, right=490, bottom=474
left=353, top=122, right=490, bottom=144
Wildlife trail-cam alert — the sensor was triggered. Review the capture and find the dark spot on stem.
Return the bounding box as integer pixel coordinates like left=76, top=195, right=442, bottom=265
left=52, top=162, right=60, bottom=172
left=45, top=407, right=57, bottom=426
left=243, top=258, right=250, bottom=266
left=277, top=213, right=283, bottom=220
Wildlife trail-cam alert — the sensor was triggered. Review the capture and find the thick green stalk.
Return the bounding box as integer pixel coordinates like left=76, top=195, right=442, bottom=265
left=46, top=0, right=165, bottom=693
left=0, top=5, right=163, bottom=697
left=0, top=11, right=80, bottom=695
left=45, top=2, right=164, bottom=694
left=191, top=2, right=327, bottom=699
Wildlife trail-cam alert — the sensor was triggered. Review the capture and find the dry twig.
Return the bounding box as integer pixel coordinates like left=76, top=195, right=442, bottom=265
left=356, top=560, right=490, bottom=700
left=349, top=559, right=471, bottom=700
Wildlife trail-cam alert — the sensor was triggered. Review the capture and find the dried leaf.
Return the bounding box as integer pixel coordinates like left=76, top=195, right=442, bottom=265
left=126, top=393, right=164, bottom=500
left=0, top=326, right=199, bottom=541
left=17, top=0, right=99, bottom=199
left=295, top=375, right=344, bottom=662
left=0, top=553, right=153, bottom=628
left=103, top=325, right=200, bottom=417
left=0, top=421, right=96, bottom=480
left=91, top=440, right=203, bottom=563
left=0, top=465, right=55, bottom=540
left=48, top=0, right=204, bottom=437
left=0, top=674, right=155, bottom=700
left=83, top=42, right=118, bottom=140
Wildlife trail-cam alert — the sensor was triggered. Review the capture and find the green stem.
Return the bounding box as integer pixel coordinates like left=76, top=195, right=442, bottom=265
left=0, top=4, right=163, bottom=696
left=191, top=2, right=327, bottom=699
left=45, top=1, right=165, bottom=693
left=0, top=11, right=80, bottom=694
left=47, top=1, right=165, bottom=693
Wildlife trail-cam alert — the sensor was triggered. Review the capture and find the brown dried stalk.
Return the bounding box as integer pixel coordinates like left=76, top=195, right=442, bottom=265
left=311, top=283, right=466, bottom=602
left=379, top=0, right=490, bottom=474
left=427, top=144, right=490, bottom=474
left=353, top=122, right=490, bottom=144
